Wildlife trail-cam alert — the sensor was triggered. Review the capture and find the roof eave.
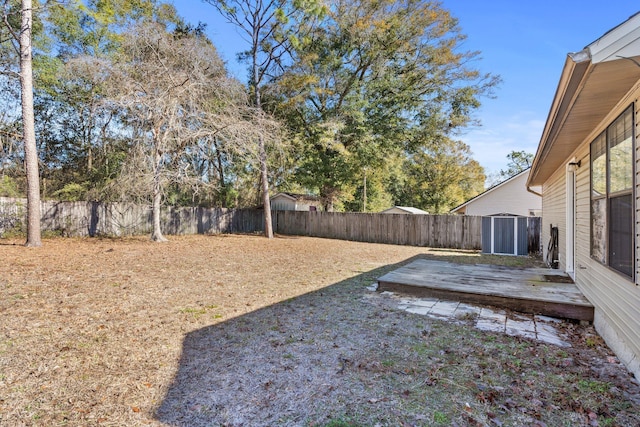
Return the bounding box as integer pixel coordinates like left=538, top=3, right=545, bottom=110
left=528, top=12, right=640, bottom=188
left=527, top=56, right=592, bottom=187
left=271, top=192, right=297, bottom=202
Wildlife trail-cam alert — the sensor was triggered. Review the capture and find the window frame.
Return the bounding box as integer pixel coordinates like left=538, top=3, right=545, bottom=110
left=590, top=104, right=635, bottom=280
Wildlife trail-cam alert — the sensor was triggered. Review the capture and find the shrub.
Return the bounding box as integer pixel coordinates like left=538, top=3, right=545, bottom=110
left=0, top=176, right=21, bottom=197
left=52, top=183, right=87, bottom=201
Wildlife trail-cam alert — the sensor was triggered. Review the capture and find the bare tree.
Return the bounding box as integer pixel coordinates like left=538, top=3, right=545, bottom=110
left=2, top=0, right=41, bottom=246
left=106, top=22, right=245, bottom=241
left=187, top=102, right=287, bottom=208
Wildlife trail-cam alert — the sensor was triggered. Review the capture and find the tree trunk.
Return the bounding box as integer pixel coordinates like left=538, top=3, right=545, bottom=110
left=322, top=186, right=337, bottom=212
left=151, top=187, right=167, bottom=242
left=213, top=136, right=227, bottom=205
left=363, top=169, right=367, bottom=212
left=150, top=149, right=167, bottom=242
left=253, top=81, right=273, bottom=238
left=20, top=0, right=41, bottom=247
left=259, top=135, right=273, bottom=238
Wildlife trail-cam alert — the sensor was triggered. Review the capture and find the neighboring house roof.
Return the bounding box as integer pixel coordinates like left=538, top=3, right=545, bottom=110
left=271, top=192, right=321, bottom=202
left=450, top=169, right=534, bottom=214
left=528, top=12, right=640, bottom=187
left=380, top=206, right=429, bottom=214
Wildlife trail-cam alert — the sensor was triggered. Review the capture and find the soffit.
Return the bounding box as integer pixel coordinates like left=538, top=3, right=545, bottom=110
left=528, top=58, right=640, bottom=186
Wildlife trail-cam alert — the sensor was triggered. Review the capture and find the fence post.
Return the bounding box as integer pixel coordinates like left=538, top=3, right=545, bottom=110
left=528, top=217, right=542, bottom=255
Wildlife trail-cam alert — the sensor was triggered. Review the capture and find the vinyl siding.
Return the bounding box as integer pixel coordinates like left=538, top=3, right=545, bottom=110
left=542, top=168, right=566, bottom=270
left=636, top=103, right=640, bottom=286
left=577, top=97, right=640, bottom=376
left=574, top=143, right=591, bottom=284
left=542, top=90, right=640, bottom=379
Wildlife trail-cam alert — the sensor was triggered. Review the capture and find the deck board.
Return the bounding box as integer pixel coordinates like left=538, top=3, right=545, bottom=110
left=377, top=259, right=594, bottom=321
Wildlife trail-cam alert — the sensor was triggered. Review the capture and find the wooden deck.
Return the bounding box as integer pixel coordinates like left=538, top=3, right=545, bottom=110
left=377, top=259, right=594, bottom=322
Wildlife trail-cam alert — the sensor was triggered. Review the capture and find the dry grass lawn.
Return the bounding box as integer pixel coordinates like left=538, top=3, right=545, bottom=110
left=0, top=234, right=638, bottom=426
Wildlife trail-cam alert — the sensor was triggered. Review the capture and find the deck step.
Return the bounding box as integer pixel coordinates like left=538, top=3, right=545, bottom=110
left=377, top=259, right=594, bottom=322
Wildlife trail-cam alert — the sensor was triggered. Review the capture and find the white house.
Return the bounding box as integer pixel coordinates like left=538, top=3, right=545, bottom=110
left=380, top=206, right=429, bottom=214
left=270, top=192, right=322, bottom=211
left=527, top=12, right=640, bottom=380
left=450, top=169, right=541, bottom=217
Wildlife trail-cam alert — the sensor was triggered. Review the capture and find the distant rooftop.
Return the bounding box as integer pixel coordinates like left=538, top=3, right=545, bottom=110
left=272, top=192, right=322, bottom=201
left=380, top=206, right=429, bottom=214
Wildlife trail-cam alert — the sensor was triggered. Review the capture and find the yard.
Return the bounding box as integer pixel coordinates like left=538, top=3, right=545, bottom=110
left=0, top=234, right=638, bottom=426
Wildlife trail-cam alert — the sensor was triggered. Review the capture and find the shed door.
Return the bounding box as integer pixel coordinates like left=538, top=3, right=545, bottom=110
left=493, top=217, right=515, bottom=255
left=481, top=217, right=492, bottom=253
left=517, top=217, right=528, bottom=256
left=482, top=216, right=526, bottom=255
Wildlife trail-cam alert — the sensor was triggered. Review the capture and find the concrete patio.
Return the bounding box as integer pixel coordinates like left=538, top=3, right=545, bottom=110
left=376, top=259, right=594, bottom=322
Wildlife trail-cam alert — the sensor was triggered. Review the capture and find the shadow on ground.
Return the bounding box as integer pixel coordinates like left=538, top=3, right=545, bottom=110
left=155, top=257, right=425, bottom=426
left=154, top=253, right=639, bottom=427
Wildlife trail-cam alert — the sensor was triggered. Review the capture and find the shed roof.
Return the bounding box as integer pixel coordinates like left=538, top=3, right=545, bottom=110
left=528, top=12, right=640, bottom=187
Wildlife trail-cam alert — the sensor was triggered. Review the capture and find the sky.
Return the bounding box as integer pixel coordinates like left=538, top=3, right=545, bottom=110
left=170, top=0, right=640, bottom=176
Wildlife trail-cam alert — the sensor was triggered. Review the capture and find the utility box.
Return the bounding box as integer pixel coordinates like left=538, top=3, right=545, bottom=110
left=482, top=215, right=528, bottom=256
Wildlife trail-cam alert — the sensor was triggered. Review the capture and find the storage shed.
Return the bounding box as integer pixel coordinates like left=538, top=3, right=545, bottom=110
left=482, top=215, right=529, bottom=256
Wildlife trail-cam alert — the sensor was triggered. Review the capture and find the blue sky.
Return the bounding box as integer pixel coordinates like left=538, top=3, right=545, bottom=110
left=171, top=0, right=639, bottom=176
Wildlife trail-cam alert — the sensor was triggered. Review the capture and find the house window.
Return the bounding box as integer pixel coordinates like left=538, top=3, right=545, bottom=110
left=590, top=105, right=634, bottom=278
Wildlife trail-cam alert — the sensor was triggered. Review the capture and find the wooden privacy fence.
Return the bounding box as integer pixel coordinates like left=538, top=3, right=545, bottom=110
left=0, top=197, right=540, bottom=252
left=273, top=211, right=483, bottom=250
left=0, top=197, right=263, bottom=237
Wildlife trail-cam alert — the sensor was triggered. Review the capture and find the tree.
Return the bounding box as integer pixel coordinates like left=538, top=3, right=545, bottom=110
left=2, top=0, right=41, bottom=246
left=205, top=0, right=324, bottom=237
left=18, top=0, right=40, bottom=245
left=107, top=21, right=241, bottom=241
left=30, top=0, right=167, bottom=200
left=274, top=0, right=499, bottom=210
left=395, top=136, right=485, bottom=213
left=0, top=85, right=21, bottom=183
left=500, top=150, right=533, bottom=178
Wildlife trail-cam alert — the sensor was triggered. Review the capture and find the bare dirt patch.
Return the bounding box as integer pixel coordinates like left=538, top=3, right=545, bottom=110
left=0, top=234, right=638, bottom=426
